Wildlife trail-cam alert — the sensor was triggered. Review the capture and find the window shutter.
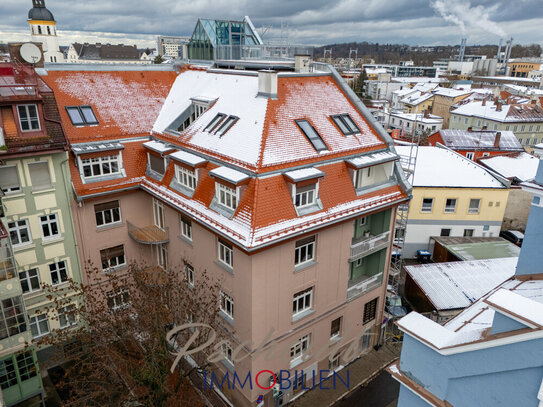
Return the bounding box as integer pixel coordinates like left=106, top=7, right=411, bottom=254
left=94, top=200, right=119, bottom=212
left=0, top=166, right=20, bottom=189
left=28, top=162, right=51, bottom=190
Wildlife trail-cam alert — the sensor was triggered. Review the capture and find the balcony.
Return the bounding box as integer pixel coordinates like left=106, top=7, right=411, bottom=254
left=127, top=222, right=169, bottom=245
left=350, top=231, right=390, bottom=261
left=347, top=272, right=384, bottom=299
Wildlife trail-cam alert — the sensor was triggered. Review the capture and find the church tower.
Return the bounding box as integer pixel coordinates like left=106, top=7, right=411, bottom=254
left=28, top=0, right=64, bottom=63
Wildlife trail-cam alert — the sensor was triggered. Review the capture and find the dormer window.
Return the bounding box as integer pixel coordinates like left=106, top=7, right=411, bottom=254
left=217, top=183, right=237, bottom=210
left=209, top=166, right=250, bottom=216
left=66, top=106, right=98, bottom=126
left=81, top=155, right=121, bottom=178
left=176, top=166, right=197, bottom=191
left=331, top=114, right=360, bottom=135
left=149, top=154, right=165, bottom=175
left=346, top=151, right=398, bottom=192
left=172, top=100, right=212, bottom=133
left=295, top=120, right=327, bottom=152
left=284, top=167, right=325, bottom=214
left=295, top=185, right=316, bottom=208
left=169, top=150, right=207, bottom=196
left=17, top=105, right=40, bottom=131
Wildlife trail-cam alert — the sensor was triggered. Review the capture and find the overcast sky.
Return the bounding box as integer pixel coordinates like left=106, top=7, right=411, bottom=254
left=1, top=0, right=542, bottom=49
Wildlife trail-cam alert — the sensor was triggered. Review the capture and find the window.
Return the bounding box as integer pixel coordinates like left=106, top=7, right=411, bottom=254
left=359, top=217, right=367, bottom=226
left=218, top=239, right=233, bottom=268
left=496, top=201, right=501, bottom=207
left=295, top=236, right=316, bottom=267
left=100, top=246, right=126, bottom=271
left=16, top=352, right=37, bottom=381
left=157, top=244, right=168, bottom=270
left=219, top=291, right=234, bottom=319
left=149, top=154, right=165, bottom=175
left=19, top=269, right=40, bottom=294
left=363, top=298, right=378, bottom=324
left=94, top=201, right=121, bottom=227
left=28, top=161, right=51, bottom=191
left=0, top=358, right=17, bottom=389
left=184, top=263, right=194, bottom=287
left=65, top=106, right=98, bottom=126
left=331, top=114, right=360, bottom=135
left=107, top=288, right=130, bottom=311
left=463, top=229, right=474, bottom=237
left=0, top=166, right=21, bottom=194
left=445, top=198, right=457, bottom=213
left=292, top=287, right=313, bottom=317
left=176, top=166, right=197, bottom=191
left=17, top=105, right=40, bottom=131
left=295, top=184, right=317, bottom=208
left=421, top=198, right=433, bottom=213
left=216, top=183, right=238, bottom=210
left=329, top=352, right=341, bottom=370
left=8, top=220, right=31, bottom=246
left=29, top=314, right=49, bottom=338
left=330, top=317, right=341, bottom=339
left=204, top=113, right=226, bottom=132
left=47, top=26, right=51, bottom=35
left=215, top=116, right=239, bottom=137
left=290, top=334, right=310, bottom=361
left=0, top=297, right=27, bottom=340
left=40, top=214, right=60, bottom=239
left=296, top=120, right=327, bottom=151
left=49, top=261, right=68, bottom=285
left=222, top=342, right=233, bottom=364
left=468, top=198, right=481, bottom=214
left=81, top=155, right=120, bottom=179
left=466, top=152, right=474, bottom=160
left=180, top=216, right=192, bottom=241
left=482, top=153, right=490, bottom=157
left=440, top=228, right=451, bottom=237
left=58, top=304, right=77, bottom=328
left=153, top=199, right=165, bottom=229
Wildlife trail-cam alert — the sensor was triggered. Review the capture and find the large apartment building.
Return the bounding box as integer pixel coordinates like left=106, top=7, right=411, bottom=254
left=42, top=59, right=410, bottom=407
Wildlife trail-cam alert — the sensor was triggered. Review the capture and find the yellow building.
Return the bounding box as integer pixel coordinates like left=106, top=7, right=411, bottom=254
left=431, top=88, right=472, bottom=128
left=401, top=92, right=434, bottom=114
left=508, top=61, right=541, bottom=78
left=395, top=145, right=509, bottom=257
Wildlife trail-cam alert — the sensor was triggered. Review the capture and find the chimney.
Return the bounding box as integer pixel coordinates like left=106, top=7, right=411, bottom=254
left=257, top=70, right=278, bottom=99
left=424, top=110, right=429, bottom=118
left=468, top=127, right=472, bottom=132
left=494, top=131, right=501, bottom=148
left=295, top=54, right=311, bottom=73
left=482, top=98, right=486, bottom=106
left=482, top=125, right=488, bottom=130
left=496, top=102, right=502, bottom=111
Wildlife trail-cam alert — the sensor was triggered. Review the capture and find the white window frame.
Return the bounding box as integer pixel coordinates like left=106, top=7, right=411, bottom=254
left=218, top=239, right=233, bottom=268
left=80, top=155, right=121, bottom=179
left=8, top=219, right=32, bottom=247
left=176, top=166, right=197, bottom=191
left=49, top=261, right=68, bottom=285
left=292, top=287, right=313, bottom=317
left=421, top=198, right=434, bottom=213
left=216, top=183, right=238, bottom=211
left=219, top=291, right=234, bottom=320
left=180, top=216, right=192, bottom=241
left=330, top=317, right=342, bottom=339
left=468, top=198, right=481, bottom=214
left=39, top=213, right=60, bottom=240
left=294, top=184, right=317, bottom=209
left=107, top=288, right=130, bottom=311
left=0, top=165, right=21, bottom=194
left=100, top=246, right=126, bottom=271
left=444, top=198, right=457, bottom=213
left=466, top=152, right=474, bottom=160
left=95, top=201, right=121, bottom=227
left=329, top=352, right=341, bottom=370
left=290, top=334, right=310, bottom=362
left=29, top=314, right=50, bottom=338
left=58, top=304, right=77, bottom=329
left=17, top=104, right=40, bottom=131
left=157, top=244, right=168, bottom=270
left=19, top=268, right=41, bottom=294
left=222, top=342, right=234, bottom=364
left=295, top=236, right=316, bottom=267
left=184, top=263, right=194, bottom=287
left=153, top=199, right=165, bottom=229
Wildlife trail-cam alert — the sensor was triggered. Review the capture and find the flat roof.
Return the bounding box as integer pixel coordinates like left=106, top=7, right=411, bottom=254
left=437, top=238, right=521, bottom=261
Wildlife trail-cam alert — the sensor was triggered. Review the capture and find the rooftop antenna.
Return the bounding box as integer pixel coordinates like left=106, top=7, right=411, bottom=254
left=458, top=38, right=467, bottom=62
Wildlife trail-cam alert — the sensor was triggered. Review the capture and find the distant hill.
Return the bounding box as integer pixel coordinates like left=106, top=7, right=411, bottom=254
left=313, top=42, right=542, bottom=66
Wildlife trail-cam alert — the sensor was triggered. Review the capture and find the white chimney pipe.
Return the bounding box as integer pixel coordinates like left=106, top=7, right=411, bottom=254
left=295, top=54, right=311, bottom=73
left=257, top=70, right=278, bottom=99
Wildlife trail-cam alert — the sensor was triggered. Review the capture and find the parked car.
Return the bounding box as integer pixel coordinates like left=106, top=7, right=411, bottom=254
left=500, top=230, right=524, bottom=247
left=385, top=294, right=408, bottom=318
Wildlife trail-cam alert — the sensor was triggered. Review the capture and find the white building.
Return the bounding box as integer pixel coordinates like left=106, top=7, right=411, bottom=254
left=157, top=36, right=190, bottom=59
left=385, top=112, right=443, bottom=136
left=66, top=43, right=152, bottom=64
left=27, top=0, right=64, bottom=63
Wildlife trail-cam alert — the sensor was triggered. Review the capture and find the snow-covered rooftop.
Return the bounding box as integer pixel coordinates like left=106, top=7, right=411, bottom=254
left=401, top=91, right=433, bottom=106
left=209, top=166, right=249, bottom=185
left=451, top=100, right=543, bottom=122
left=479, top=152, right=539, bottom=182
left=169, top=150, right=207, bottom=167
left=406, top=257, right=517, bottom=311
left=395, top=145, right=507, bottom=189
left=284, top=167, right=325, bottom=182
left=390, top=113, right=443, bottom=124
left=438, top=129, right=523, bottom=151
left=485, top=288, right=543, bottom=327
left=433, top=87, right=472, bottom=98
left=71, top=141, right=124, bottom=155
left=346, top=150, right=398, bottom=169
left=143, top=140, right=175, bottom=154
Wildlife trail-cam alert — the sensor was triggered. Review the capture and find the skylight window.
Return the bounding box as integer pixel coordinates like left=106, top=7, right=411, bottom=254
left=66, top=106, right=98, bottom=126
left=296, top=120, right=328, bottom=152
left=204, top=114, right=239, bottom=137
left=215, top=116, right=238, bottom=137
left=331, top=114, right=360, bottom=135
left=205, top=114, right=226, bottom=132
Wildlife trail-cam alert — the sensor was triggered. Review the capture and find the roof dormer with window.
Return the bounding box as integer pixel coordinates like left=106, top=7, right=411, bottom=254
left=284, top=167, right=325, bottom=216
left=208, top=166, right=250, bottom=218
left=72, top=141, right=126, bottom=184
left=346, top=150, right=398, bottom=195
left=168, top=150, right=207, bottom=198
left=166, top=97, right=215, bottom=134
left=143, top=140, right=175, bottom=181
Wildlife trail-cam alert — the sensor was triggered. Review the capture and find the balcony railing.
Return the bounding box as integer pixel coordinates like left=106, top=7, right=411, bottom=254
left=127, top=222, right=169, bottom=245
left=350, top=231, right=390, bottom=261
left=347, top=272, right=384, bottom=299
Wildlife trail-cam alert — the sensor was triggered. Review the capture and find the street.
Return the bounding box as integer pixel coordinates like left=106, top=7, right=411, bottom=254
left=333, top=371, right=399, bottom=407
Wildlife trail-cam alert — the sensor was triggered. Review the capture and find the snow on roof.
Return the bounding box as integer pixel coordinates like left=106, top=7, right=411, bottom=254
left=485, top=288, right=543, bottom=327
left=393, top=88, right=418, bottom=98
left=392, top=77, right=447, bottom=84
left=143, top=140, right=174, bottom=154
left=209, top=166, right=249, bottom=184
left=346, top=150, right=398, bottom=169
left=169, top=150, right=207, bottom=167
left=401, top=91, right=433, bottom=106
left=479, top=152, right=539, bottom=182
left=284, top=167, right=325, bottom=182
left=452, top=100, right=543, bottom=122
left=390, top=113, right=443, bottom=124
left=395, top=145, right=506, bottom=189
left=406, top=257, right=517, bottom=311
left=433, top=87, right=472, bottom=98
left=71, top=141, right=124, bottom=155
left=438, top=129, right=523, bottom=151
left=412, top=83, right=439, bottom=93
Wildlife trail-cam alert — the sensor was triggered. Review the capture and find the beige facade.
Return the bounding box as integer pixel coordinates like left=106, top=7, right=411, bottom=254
left=432, top=93, right=472, bottom=128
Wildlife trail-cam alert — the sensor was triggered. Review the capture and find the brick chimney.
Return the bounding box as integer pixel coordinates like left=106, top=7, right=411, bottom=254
left=494, top=131, right=501, bottom=148
left=468, top=127, right=473, bottom=132
left=482, top=98, right=486, bottom=106
left=496, top=102, right=502, bottom=111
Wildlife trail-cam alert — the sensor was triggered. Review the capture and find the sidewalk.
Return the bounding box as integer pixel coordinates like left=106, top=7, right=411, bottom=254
left=290, top=342, right=401, bottom=407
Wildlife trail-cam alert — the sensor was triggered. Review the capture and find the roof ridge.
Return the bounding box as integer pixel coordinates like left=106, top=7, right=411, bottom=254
left=255, top=97, right=271, bottom=171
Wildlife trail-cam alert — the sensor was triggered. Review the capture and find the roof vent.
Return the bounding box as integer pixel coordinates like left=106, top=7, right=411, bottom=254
left=257, top=70, right=277, bottom=99
left=295, top=54, right=311, bottom=73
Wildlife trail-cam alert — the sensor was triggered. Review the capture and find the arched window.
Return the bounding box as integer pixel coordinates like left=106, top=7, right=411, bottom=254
left=38, top=26, right=42, bottom=35
left=47, top=26, right=51, bottom=35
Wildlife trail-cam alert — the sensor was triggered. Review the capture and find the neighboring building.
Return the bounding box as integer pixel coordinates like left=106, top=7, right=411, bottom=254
left=404, top=257, right=517, bottom=322
left=395, top=145, right=509, bottom=258
left=27, top=0, right=64, bottom=63
left=429, top=236, right=520, bottom=262
left=0, top=61, right=85, bottom=404
left=386, top=112, right=443, bottom=137
left=400, top=91, right=434, bottom=114
left=362, top=64, right=437, bottom=78
left=366, top=78, right=443, bottom=103
left=507, top=59, right=542, bottom=78
left=389, top=144, right=543, bottom=407
left=428, top=129, right=524, bottom=161
left=187, top=16, right=263, bottom=60
left=44, top=59, right=410, bottom=407
left=450, top=100, right=543, bottom=148
left=364, top=67, right=388, bottom=80
left=66, top=43, right=152, bottom=64
left=431, top=88, right=472, bottom=128
left=157, top=35, right=190, bottom=59
left=479, top=152, right=540, bottom=230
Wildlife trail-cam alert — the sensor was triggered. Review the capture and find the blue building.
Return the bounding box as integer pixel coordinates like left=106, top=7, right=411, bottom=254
left=389, top=143, right=543, bottom=407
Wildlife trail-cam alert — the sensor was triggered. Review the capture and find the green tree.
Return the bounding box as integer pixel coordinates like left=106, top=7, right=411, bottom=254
left=353, top=69, right=368, bottom=97
left=154, top=55, right=164, bottom=64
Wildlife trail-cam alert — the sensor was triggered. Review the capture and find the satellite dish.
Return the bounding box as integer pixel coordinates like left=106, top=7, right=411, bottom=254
left=20, top=43, right=42, bottom=64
